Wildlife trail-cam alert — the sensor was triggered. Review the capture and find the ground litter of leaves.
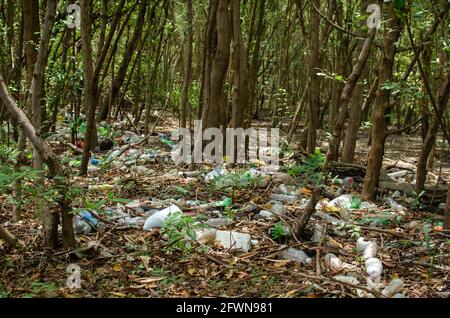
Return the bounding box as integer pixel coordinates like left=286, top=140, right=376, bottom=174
left=0, top=124, right=449, bottom=298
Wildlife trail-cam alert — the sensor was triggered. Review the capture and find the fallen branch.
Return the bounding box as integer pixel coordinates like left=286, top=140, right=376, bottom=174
left=0, top=225, right=22, bottom=248
left=295, top=186, right=323, bottom=236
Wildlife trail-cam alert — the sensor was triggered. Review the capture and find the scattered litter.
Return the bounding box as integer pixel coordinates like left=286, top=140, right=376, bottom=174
left=73, top=211, right=98, bottom=235
left=280, top=247, right=312, bottom=265
left=143, top=205, right=182, bottom=230
left=382, top=278, right=404, bottom=298
left=323, top=253, right=343, bottom=272
left=215, top=230, right=252, bottom=252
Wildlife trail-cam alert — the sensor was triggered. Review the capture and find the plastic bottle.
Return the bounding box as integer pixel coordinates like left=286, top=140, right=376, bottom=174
left=312, top=223, right=325, bottom=243
left=382, top=278, right=404, bottom=297
left=387, top=198, right=405, bottom=213
left=365, top=258, right=383, bottom=281
left=323, top=253, right=343, bottom=272
left=357, top=237, right=378, bottom=260
left=281, top=247, right=312, bottom=265
left=270, top=193, right=298, bottom=203
left=143, top=205, right=182, bottom=230
left=334, top=275, right=360, bottom=285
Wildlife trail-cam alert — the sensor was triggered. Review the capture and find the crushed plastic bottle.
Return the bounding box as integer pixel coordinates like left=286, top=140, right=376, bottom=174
left=270, top=193, right=298, bottom=203
left=334, top=275, right=360, bottom=285
left=312, top=223, right=325, bottom=243
left=387, top=198, right=405, bottom=213
left=281, top=247, right=312, bottom=265
left=204, top=166, right=226, bottom=183
left=365, top=258, right=383, bottom=282
left=73, top=211, right=98, bottom=234
left=267, top=201, right=285, bottom=215
left=323, top=253, right=343, bottom=272
left=357, top=237, right=378, bottom=260
left=143, top=205, right=182, bottom=230
left=382, top=278, right=404, bottom=298
left=328, top=194, right=353, bottom=209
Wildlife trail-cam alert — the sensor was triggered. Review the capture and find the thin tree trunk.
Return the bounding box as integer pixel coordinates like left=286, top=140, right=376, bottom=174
left=307, top=0, right=320, bottom=154
left=325, top=10, right=377, bottom=166
left=362, top=2, right=406, bottom=201
left=0, top=74, right=74, bottom=249
left=181, top=0, right=193, bottom=129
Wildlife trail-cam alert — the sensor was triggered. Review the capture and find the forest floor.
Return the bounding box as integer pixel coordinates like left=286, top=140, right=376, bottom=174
left=0, top=118, right=449, bottom=298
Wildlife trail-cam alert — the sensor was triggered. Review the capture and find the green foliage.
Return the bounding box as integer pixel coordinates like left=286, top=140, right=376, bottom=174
left=271, top=222, right=290, bottom=240
left=288, top=149, right=325, bottom=186
left=161, top=211, right=205, bottom=255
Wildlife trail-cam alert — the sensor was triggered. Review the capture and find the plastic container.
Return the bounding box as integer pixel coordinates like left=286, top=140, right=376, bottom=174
left=387, top=198, right=405, bottom=213
left=204, top=167, right=226, bottom=183
left=323, top=253, right=343, bottom=272
left=365, top=258, right=383, bottom=281
left=143, top=205, right=182, bottom=230
left=382, top=278, right=404, bottom=297
left=73, top=211, right=98, bottom=234
left=281, top=247, right=312, bottom=265
left=357, top=237, right=378, bottom=260
left=270, top=193, right=298, bottom=203
left=312, top=223, right=325, bottom=243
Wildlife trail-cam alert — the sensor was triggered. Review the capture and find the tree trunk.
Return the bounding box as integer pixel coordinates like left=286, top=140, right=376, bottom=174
left=362, top=2, right=406, bottom=201
left=202, top=0, right=231, bottom=129
left=0, top=74, right=74, bottom=249
left=341, top=0, right=373, bottom=164
left=98, top=0, right=148, bottom=122
left=23, top=0, right=40, bottom=83
left=325, top=24, right=377, bottom=167
left=29, top=0, right=57, bottom=171
left=181, top=0, right=194, bottom=128
left=307, top=0, right=320, bottom=154
left=80, top=0, right=97, bottom=176
left=230, top=0, right=250, bottom=129
left=416, top=66, right=450, bottom=192
left=445, top=184, right=450, bottom=230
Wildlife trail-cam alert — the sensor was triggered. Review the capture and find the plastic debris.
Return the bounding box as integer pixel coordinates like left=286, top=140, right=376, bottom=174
left=334, top=275, right=360, bottom=285
left=382, top=278, right=404, bottom=298
left=365, top=258, right=383, bottom=282
left=73, top=211, right=98, bottom=235
left=257, top=210, right=275, bottom=219
left=215, top=230, right=252, bottom=252
left=125, top=200, right=141, bottom=210
left=143, top=205, right=182, bottom=230
left=323, top=253, right=343, bottom=272
left=280, top=247, right=312, bottom=265
left=91, top=158, right=100, bottom=166
left=206, top=218, right=233, bottom=228
left=387, top=198, right=405, bottom=213
left=357, top=237, right=378, bottom=260
left=88, top=184, right=115, bottom=191
left=196, top=229, right=217, bottom=244
left=312, top=223, right=326, bottom=243
left=204, top=166, right=226, bottom=183
left=267, top=201, right=285, bottom=215
left=270, top=193, right=298, bottom=203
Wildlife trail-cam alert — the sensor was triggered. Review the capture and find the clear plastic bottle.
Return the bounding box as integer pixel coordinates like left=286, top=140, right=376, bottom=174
left=382, top=278, right=404, bottom=297
left=365, top=258, right=383, bottom=282
left=281, top=247, right=312, bottom=265
left=323, top=253, right=343, bottom=271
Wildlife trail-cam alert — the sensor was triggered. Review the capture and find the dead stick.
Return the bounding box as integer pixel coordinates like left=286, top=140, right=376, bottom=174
left=0, top=225, right=22, bottom=248
left=295, top=186, right=323, bottom=236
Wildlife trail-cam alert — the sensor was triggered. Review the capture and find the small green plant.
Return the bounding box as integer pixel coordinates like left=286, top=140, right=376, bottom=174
left=223, top=206, right=237, bottom=220
left=271, top=222, right=290, bottom=240
left=288, top=149, right=325, bottom=185
left=423, top=223, right=435, bottom=279
left=161, top=211, right=203, bottom=255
